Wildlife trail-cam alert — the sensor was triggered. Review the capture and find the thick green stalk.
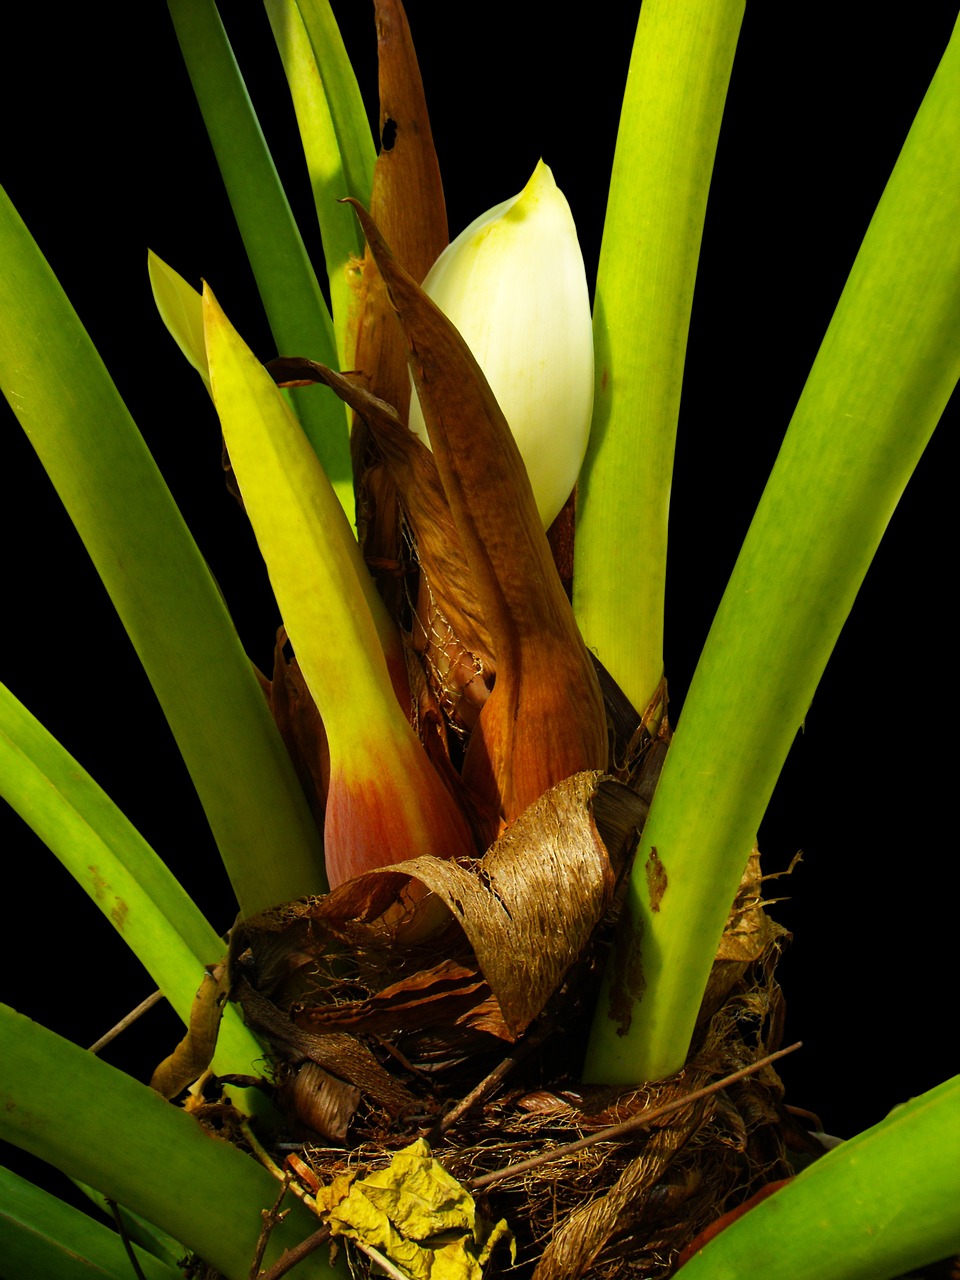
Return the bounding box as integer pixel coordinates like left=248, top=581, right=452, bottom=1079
left=586, top=17, right=960, bottom=1083
left=0, top=1165, right=182, bottom=1280
left=167, top=0, right=355, bottom=519
left=677, top=1076, right=960, bottom=1279
left=574, top=0, right=745, bottom=718
left=0, top=681, right=263, bottom=1080
left=0, top=187, right=325, bottom=917
left=0, top=1006, right=343, bottom=1280
left=265, top=0, right=376, bottom=365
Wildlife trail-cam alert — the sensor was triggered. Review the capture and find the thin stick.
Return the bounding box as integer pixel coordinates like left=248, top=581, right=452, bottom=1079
left=435, top=1021, right=553, bottom=1139
left=469, top=1042, right=801, bottom=1191
left=247, top=1182, right=290, bottom=1280
left=257, top=1225, right=333, bottom=1280
left=105, top=1199, right=147, bottom=1280
left=356, top=1240, right=411, bottom=1280
left=87, top=990, right=164, bottom=1054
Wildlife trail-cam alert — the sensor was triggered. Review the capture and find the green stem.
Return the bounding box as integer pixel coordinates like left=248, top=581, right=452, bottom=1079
left=574, top=0, right=745, bottom=717
left=265, top=0, right=375, bottom=366
left=586, top=16, right=960, bottom=1084
left=167, top=0, right=355, bottom=520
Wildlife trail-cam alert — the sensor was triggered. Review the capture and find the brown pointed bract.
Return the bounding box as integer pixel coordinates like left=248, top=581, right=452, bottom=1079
left=271, top=355, right=495, bottom=733
left=349, top=0, right=448, bottom=615
left=348, top=204, right=609, bottom=842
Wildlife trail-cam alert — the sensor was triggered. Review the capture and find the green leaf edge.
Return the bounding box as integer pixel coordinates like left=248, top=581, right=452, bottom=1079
left=0, top=1164, right=182, bottom=1280
left=166, top=0, right=355, bottom=521
left=148, top=250, right=210, bottom=387
left=0, top=183, right=325, bottom=919
left=677, top=1076, right=960, bottom=1280
left=202, top=287, right=406, bottom=756
left=586, top=15, right=960, bottom=1082
left=265, top=0, right=376, bottom=367
left=0, top=1005, right=344, bottom=1280
left=0, top=679, right=263, bottom=1081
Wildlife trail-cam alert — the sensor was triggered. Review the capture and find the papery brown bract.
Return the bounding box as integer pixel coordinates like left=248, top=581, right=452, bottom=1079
left=270, top=355, right=496, bottom=735
left=350, top=204, right=608, bottom=843
left=348, top=0, right=448, bottom=619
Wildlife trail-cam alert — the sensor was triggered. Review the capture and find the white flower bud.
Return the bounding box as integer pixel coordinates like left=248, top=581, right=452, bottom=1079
left=408, top=160, right=594, bottom=528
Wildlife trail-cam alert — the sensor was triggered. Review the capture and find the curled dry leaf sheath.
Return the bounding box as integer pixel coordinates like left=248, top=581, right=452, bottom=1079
left=237, top=773, right=618, bottom=1055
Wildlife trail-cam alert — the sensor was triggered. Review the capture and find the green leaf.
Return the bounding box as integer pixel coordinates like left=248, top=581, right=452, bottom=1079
left=0, top=1005, right=343, bottom=1280
left=0, top=184, right=325, bottom=918
left=0, top=681, right=262, bottom=1080
left=147, top=250, right=209, bottom=387
left=203, top=287, right=475, bottom=886
left=265, top=0, right=376, bottom=364
left=73, top=1183, right=187, bottom=1273
left=166, top=0, right=354, bottom=519
left=586, top=16, right=960, bottom=1084
left=574, top=0, right=746, bottom=718
left=677, top=1077, right=960, bottom=1280
left=0, top=1165, right=182, bottom=1280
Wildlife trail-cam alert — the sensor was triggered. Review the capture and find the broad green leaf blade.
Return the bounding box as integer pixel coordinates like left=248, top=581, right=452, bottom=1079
left=0, top=185, right=325, bottom=918
left=147, top=250, right=209, bottom=387
left=677, top=1077, right=960, bottom=1280
left=265, top=0, right=376, bottom=365
left=0, top=680, right=263, bottom=1080
left=0, top=1006, right=343, bottom=1280
left=166, top=0, right=354, bottom=519
left=574, top=0, right=746, bottom=718
left=0, top=1165, right=182, bottom=1280
left=587, top=17, right=960, bottom=1084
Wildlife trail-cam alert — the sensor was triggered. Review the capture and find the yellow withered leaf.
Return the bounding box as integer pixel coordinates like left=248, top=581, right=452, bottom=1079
left=324, top=1138, right=514, bottom=1279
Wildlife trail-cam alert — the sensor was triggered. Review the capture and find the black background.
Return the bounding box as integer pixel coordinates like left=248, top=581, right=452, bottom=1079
left=1, top=0, right=955, bottom=1197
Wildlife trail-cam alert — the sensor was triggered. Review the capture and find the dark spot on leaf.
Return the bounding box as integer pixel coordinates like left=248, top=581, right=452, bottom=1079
left=645, top=847, right=668, bottom=912
left=381, top=118, right=398, bottom=151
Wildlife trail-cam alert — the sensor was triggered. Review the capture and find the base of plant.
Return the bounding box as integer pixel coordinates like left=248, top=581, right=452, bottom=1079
left=169, top=764, right=810, bottom=1278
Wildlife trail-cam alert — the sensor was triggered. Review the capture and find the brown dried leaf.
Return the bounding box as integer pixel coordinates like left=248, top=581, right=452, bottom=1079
left=350, top=205, right=608, bottom=843
left=295, top=958, right=503, bottom=1039
left=269, top=356, right=495, bottom=733
left=715, top=848, right=789, bottom=963
left=697, top=847, right=791, bottom=1032
left=349, top=0, right=447, bottom=612
left=234, top=976, right=416, bottom=1118
left=284, top=1061, right=361, bottom=1145
left=331, top=772, right=614, bottom=1037
left=150, top=963, right=229, bottom=1099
